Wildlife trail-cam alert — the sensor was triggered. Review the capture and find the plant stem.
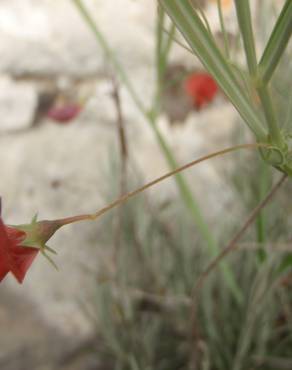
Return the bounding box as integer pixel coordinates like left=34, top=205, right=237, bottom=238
left=57, top=144, right=265, bottom=227
left=156, top=7, right=165, bottom=84
left=152, top=7, right=175, bottom=116
left=217, top=0, right=230, bottom=59
left=72, top=0, right=147, bottom=117
left=234, top=0, right=283, bottom=146
left=234, top=0, right=257, bottom=76
left=284, top=88, right=292, bottom=130
left=255, top=162, right=270, bottom=262
left=257, top=84, right=283, bottom=146
left=259, top=0, right=292, bottom=84
left=111, top=77, right=128, bottom=264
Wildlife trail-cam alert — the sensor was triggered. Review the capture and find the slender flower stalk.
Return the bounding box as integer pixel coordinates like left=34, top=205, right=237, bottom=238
left=55, top=143, right=267, bottom=227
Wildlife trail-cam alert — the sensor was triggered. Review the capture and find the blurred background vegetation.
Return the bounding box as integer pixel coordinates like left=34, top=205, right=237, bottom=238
left=0, top=0, right=291, bottom=369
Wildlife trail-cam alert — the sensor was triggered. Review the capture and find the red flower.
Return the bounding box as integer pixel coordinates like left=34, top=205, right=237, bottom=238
left=47, top=103, right=82, bottom=124
left=0, top=218, right=39, bottom=283
left=0, top=214, right=62, bottom=283
left=184, top=72, right=218, bottom=110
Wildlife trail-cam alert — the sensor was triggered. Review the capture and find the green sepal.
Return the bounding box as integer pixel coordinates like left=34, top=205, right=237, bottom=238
left=41, top=248, right=59, bottom=270
left=44, top=245, right=57, bottom=255
left=12, top=214, right=62, bottom=269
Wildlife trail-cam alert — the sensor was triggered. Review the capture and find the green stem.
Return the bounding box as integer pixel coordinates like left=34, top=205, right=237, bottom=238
left=234, top=1, right=283, bottom=146
left=283, top=88, right=292, bottom=130
left=193, top=173, right=287, bottom=301
left=57, top=144, right=264, bottom=227
left=256, top=162, right=270, bottom=262
left=217, top=0, right=230, bottom=59
left=152, top=8, right=174, bottom=116
left=163, top=22, right=176, bottom=57
left=234, top=0, right=257, bottom=76
left=148, top=117, right=218, bottom=257
left=259, top=0, right=292, bottom=84
left=156, top=7, right=165, bottom=82
left=72, top=0, right=147, bottom=118
left=151, top=14, right=240, bottom=292
left=257, top=84, right=282, bottom=146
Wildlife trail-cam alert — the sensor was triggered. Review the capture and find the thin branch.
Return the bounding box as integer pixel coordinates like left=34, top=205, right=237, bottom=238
left=111, top=76, right=129, bottom=267
left=111, top=77, right=128, bottom=167
left=55, top=143, right=267, bottom=226
left=193, top=173, right=287, bottom=295
left=162, top=26, right=194, bottom=55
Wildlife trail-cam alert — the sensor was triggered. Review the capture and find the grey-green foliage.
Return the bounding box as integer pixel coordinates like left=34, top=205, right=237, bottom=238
left=83, top=179, right=292, bottom=370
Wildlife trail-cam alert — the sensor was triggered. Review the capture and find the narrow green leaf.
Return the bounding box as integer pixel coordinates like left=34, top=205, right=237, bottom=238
left=217, top=0, right=230, bottom=59
left=234, top=0, right=257, bottom=76
left=259, top=0, right=292, bottom=84
left=234, top=1, right=282, bottom=146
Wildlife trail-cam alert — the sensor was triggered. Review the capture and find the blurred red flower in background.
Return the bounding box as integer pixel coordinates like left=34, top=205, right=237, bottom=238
left=47, top=103, right=82, bottom=124
left=184, top=72, right=218, bottom=110
left=0, top=218, right=39, bottom=283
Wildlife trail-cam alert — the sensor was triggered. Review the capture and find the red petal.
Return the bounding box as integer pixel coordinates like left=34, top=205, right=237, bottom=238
left=0, top=218, right=11, bottom=281
left=10, top=246, right=39, bottom=283
left=0, top=267, right=9, bottom=282
left=0, top=219, right=39, bottom=283
left=6, top=226, right=39, bottom=283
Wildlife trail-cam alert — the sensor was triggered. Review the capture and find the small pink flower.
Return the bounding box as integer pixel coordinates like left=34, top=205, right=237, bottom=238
left=47, top=103, right=82, bottom=124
